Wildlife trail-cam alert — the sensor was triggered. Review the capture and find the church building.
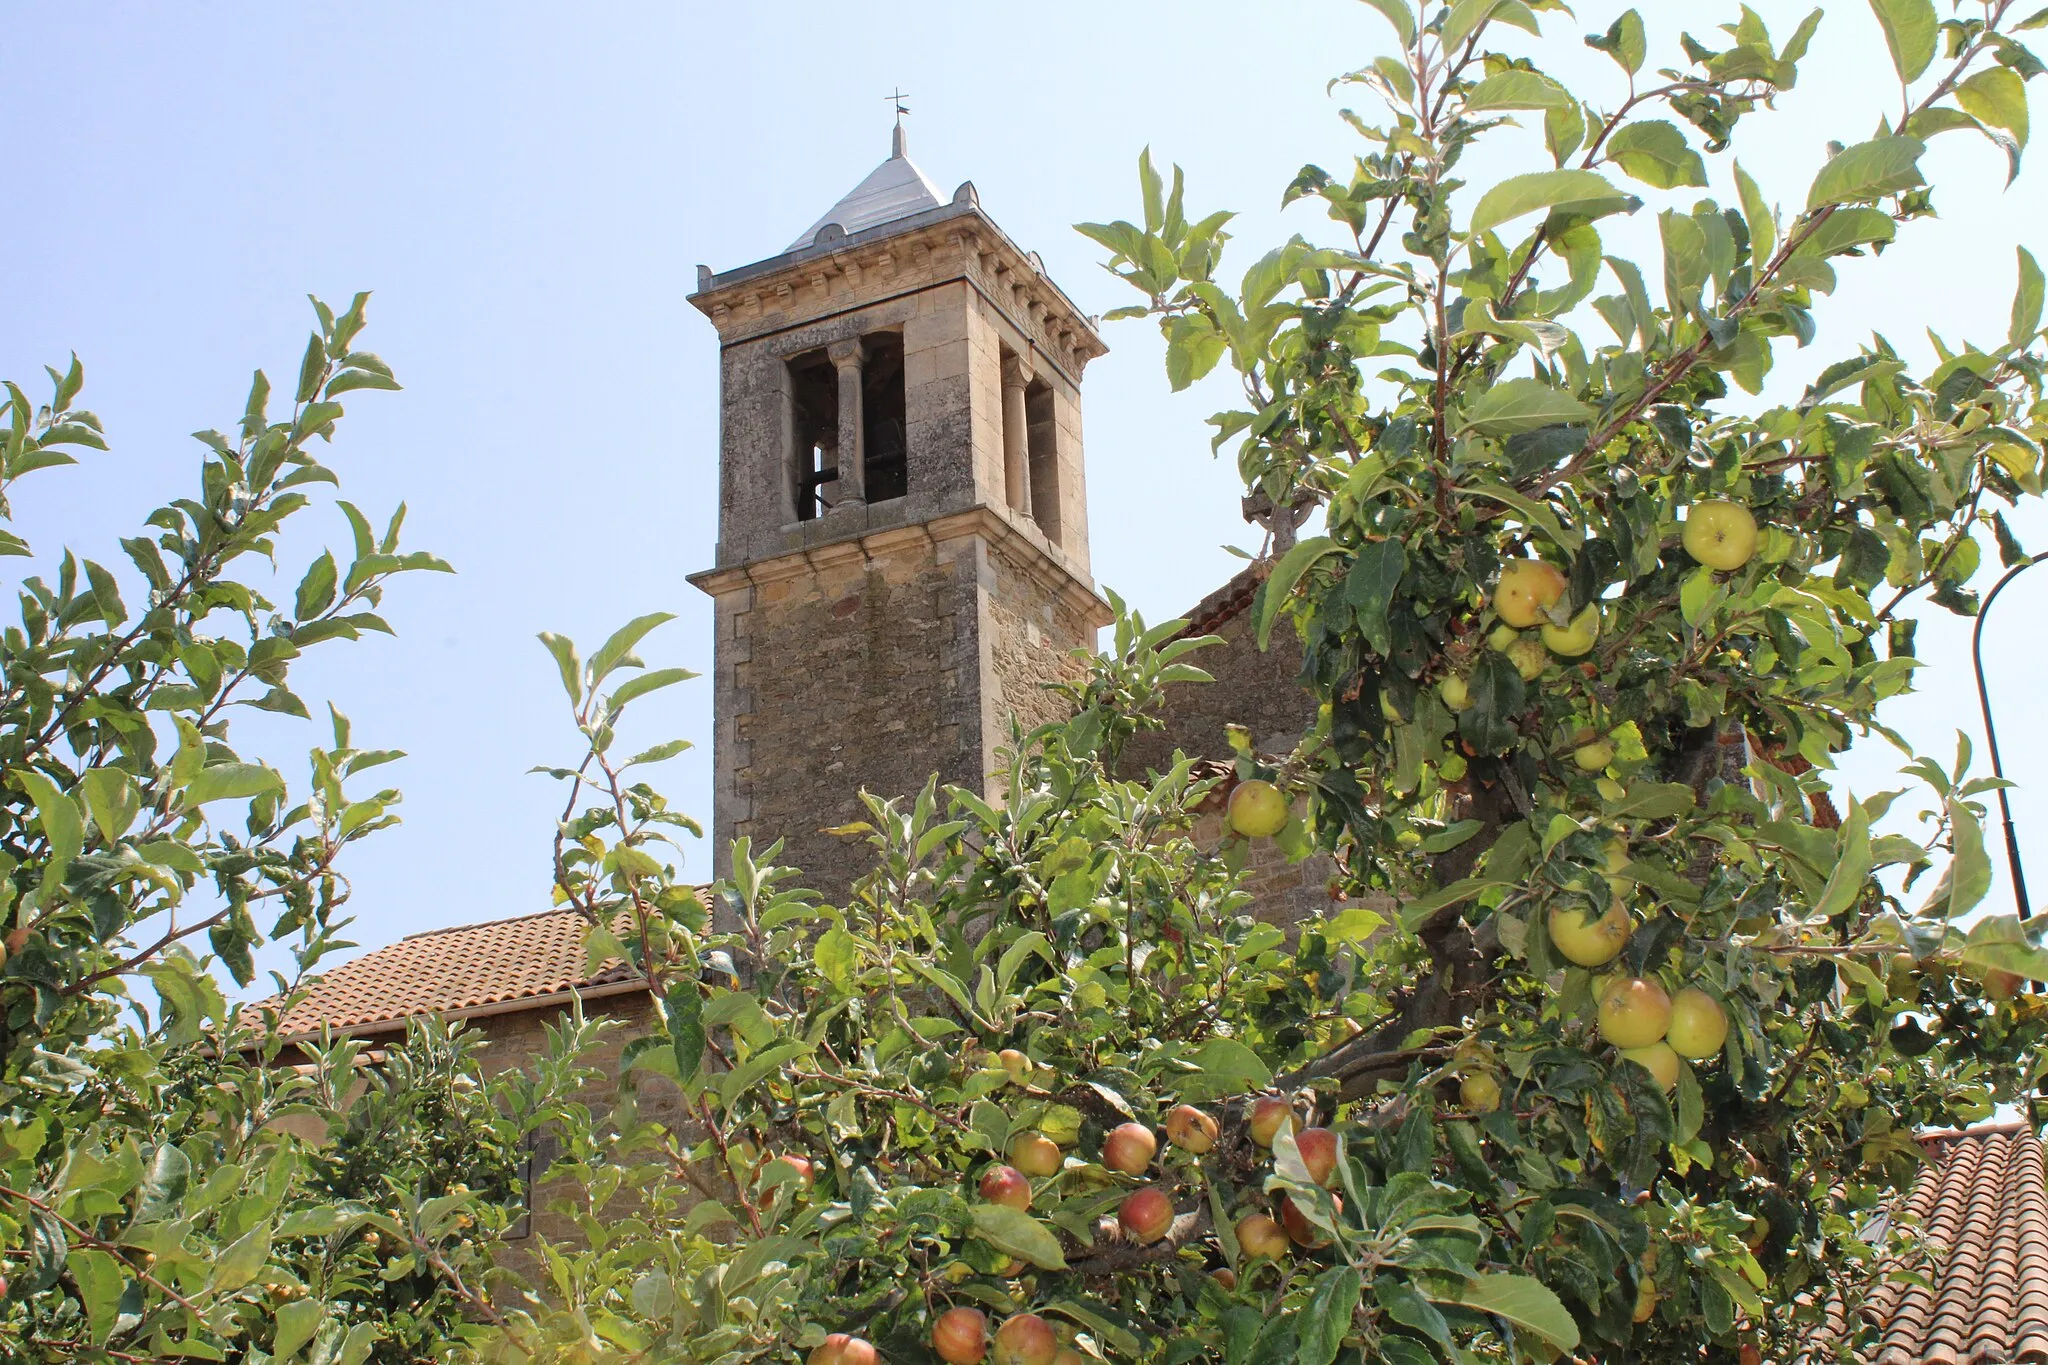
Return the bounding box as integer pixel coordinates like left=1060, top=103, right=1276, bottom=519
left=263, top=130, right=2039, bottom=1365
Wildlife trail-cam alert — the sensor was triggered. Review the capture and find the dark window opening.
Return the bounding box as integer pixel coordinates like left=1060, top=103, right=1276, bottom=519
left=863, top=333, right=908, bottom=503
left=788, top=349, right=839, bottom=522
left=1025, top=379, right=1059, bottom=544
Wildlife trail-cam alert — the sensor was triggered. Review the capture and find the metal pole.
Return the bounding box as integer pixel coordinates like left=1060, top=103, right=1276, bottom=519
left=1973, top=552, right=2044, bottom=920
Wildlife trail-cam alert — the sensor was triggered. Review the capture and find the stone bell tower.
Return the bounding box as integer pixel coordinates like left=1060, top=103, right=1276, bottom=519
left=687, top=124, right=1111, bottom=891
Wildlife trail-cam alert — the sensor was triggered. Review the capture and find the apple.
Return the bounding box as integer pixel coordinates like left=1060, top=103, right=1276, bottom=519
left=1621, top=1041, right=1681, bottom=1091
left=1506, top=636, right=1549, bottom=681
left=1234, top=1212, right=1291, bottom=1260
left=1573, top=739, right=1615, bottom=772
left=1118, top=1186, right=1176, bottom=1243
left=1459, top=1072, right=1502, bottom=1113
left=933, top=1308, right=989, bottom=1365
left=1541, top=604, right=1601, bottom=657
left=1293, top=1127, right=1340, bottom=1187
left=1052, top=1351, right=1088, bottom=1365
left=1603, top=838, right=1630, bottom=875
left=1682, top=500, right=1759, bottom=571
left=1227, top=779, right=1290, bottom=839
left=1248, top=1095, right=1301, bottom=1148
left=1634, top=1279, right=1658, bottom=1323
left=1493, top=560, right=1568, bottom=628
left=811, top=1335, right=879, bottom=1365
left=1743, top=1215, right=1768, bottom=1251
left=997, top=1049, right=1032, bottom=1087
left=1598, top=977, right=1673, bottom=1049
left=992, top=1315, right=1058, bottom=1365
left=1102, top=1122, right=1158, bottom=1175
left=1009, top=1132, right=1063, bottom=1179
left=978, top=1165, right=1032, bottom=1211
left=1666, top=988, right=1729, bottom=1059
left=1166, top=1104, right=1218, bottom=1153
left=765, top=1155, right=815, bottom=1190
left=1209, top=1267, right=1237, bottom=1291
left=1548, top=902, right=1631, bottom=968
left=1741, top=1344, right=1763, bottom=1365
left=1279, top=1192, right=1339, bottom=1248
left=1439, top=675, right=1472, bottom=713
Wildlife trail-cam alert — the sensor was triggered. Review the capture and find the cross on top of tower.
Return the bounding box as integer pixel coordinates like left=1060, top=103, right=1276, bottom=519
left=886, top=89, right=911, bottom=158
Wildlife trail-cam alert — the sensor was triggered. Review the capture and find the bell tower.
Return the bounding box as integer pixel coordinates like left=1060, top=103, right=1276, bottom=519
left=688, top=126, right=1111, bottom=891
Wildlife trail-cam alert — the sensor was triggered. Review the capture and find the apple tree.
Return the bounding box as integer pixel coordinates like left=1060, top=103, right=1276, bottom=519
left=462, top=3, right=2048, bottom=1364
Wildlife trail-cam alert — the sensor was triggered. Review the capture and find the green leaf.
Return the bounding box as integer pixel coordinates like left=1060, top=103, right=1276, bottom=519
left=12, top=770, right=82, bottom=874
left=2012, top=247, right=2044, bottom=346
left=1465, top=71, right=1573, bottom=112
left=814, top=927, right=857, bottom=990
left=1469, top=169, right=1628, bottom=237
left=1458, top=652, right=1526, bottom=755
left=1735, top=162, right=1778, bottom=264
left=1586, top=9, right=1647, bottom=74
left=1813, top=799, right=1874, bottom=918
left=210, top=1223, right=273, bottom=1292
left=1344, top=540, right=1407, bottom=655
left=1923, top=797, right=1993, bottom=919
left=1296, top=1266, right=1363, bottom=1365
left=1793, top=206, right=1897, bottom=259
left=271, top=1297, right=327, bottom=1362
left=183, top=764, right=285, bottom=808
left=719, top=1039, right=811, bottom=1112
left=1358, top=0, right=1417, bottom=45
left=1957, top=67, right=2029, bottom=148
left=1869, top=0, right=1938, bottom=82
left=1424, top=1273, right=1580, bottom=1353
left=1959, top=914, right=2048, bottom=982
left=1605, top=120, right=1707, bottom=188
left=84, top=560, right=126, bottom=625
left=1806, top=135, right=1926, bottom=208
left=1189, top=1037, right=1274, bottom=1092
left=295, top=550, right=337, bottom=619
left=972, top=1205, right=1069, bottom=1270
left=66, top=1248, right=125, bottom=1344
left=1457, top=378, right=1594, bottom=437
left=1255, top=537, right=1339, bottom=649
left=1442, top=0, right=1509, bottom=50
left=295, top=332, right=326, bottom=404
left=663, top=982, right=705, bottom=1085
left=538, top=632, right=582, bottom=705
left=608, top=666, right=698, bottom=713
left=79, top=769, right=140, bottom=843
left=588, top=611, right=677, bottom=684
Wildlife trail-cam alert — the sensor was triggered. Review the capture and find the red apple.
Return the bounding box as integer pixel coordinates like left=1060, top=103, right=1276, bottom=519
left=1118, top=1186, right=1176, bottom=1243
left=978, top=1164, right=1032, bottom=1212
left=1009, top=1132, right=1063, bottom=1178
left=810, top=1335, right=878, bottom=1365
left=992, top=1313, right=1058, bottom=1365
left=1234, top=1212, right=1290, bottom=1260
left=1165, top=1104, right=1218, bottom=1154
left=1279, top=1192, right=1340, bottom=1248
left=1209, top=1267, right=1237, bottom=1291
left=1293, top=1127, right=1339, bottom=1187
left=1101, top=1122, right=1158, bottom=1175
left=765, top=1155, right=815, bottom=1189
left=1248, top=1095, right=1300, bottom=1148
left=933, top=1307, right=988, bottom=1365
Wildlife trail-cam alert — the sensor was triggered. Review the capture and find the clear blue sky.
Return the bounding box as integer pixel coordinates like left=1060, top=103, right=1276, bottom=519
left=1, top=2, right=2041, bottom=982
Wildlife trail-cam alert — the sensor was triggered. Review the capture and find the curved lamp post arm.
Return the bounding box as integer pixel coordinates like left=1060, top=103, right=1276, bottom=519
left=1973, top=552, right=2046, bottom=921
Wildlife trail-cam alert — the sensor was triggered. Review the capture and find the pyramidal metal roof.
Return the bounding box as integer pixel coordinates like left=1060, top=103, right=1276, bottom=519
left=787, top=123, right=946, bottom=252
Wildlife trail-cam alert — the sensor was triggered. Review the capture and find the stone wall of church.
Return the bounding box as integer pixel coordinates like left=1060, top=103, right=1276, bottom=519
left=980, top=534, right=1098, bottom=780
left=713, top=528, right=986, bottom=897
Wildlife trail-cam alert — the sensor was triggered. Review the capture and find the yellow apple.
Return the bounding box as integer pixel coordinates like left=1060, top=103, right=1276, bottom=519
left=1459, top=1072, right=1502, bottom=1113
left=1235, top=1212, right=1291, bottom=1260
left=1598, top=977, right=1673, bottom=1049
left=992, top=1314, right=1058, bottom=1365
left=1165, top=1104, right=1219, bottom=1153
left=1009, top=1132, right=1063, bottom=1179
left=1227, top=779, right=1290, bottom=839
left=1541, top=604, right=1600, bottom=657
left=1439, top=675, right=1472, bottom=712
left=1548, top=902, right=1632, bottom=967
left=1506, top=637, right=1549, bottom=681
left=1682, top=500, right=1759, bottom=571
left=1494, top=560, right=1568, bottom=628
left=1634, top=1279, right=1658, bottom=1323
left=1666, top=988, right=1729, bottom=1059
left=1573, top=739, right=1615, bottom=772
left=1247, top=1095, right=1301, bottom=1147
left=1621, top=1041, right=1681, bottom=1091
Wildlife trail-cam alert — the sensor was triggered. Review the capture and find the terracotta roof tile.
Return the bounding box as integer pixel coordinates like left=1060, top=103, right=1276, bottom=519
left=1176, top=563, right=1266, bottom=639
left=1857, top=1123, right=2048, bottom=1364
left=260, top=908, right=648, bottom=1040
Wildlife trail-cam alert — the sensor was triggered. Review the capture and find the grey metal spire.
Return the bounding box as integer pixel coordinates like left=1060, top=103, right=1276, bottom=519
left=786, top=112, right=944, bottom=252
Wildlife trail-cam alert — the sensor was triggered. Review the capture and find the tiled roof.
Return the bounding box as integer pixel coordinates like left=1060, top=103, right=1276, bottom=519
left=1177, top=563, right=1265, bottom=639
left=260, top=908, right=648, bottom=1041
left=1860, top=1122, right=2048, bottom=1364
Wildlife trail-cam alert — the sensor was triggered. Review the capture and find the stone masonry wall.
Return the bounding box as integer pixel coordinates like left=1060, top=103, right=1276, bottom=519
left=980, top=535, right=1098, bottom=776
left=721, top=533, right=984, bottom=895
